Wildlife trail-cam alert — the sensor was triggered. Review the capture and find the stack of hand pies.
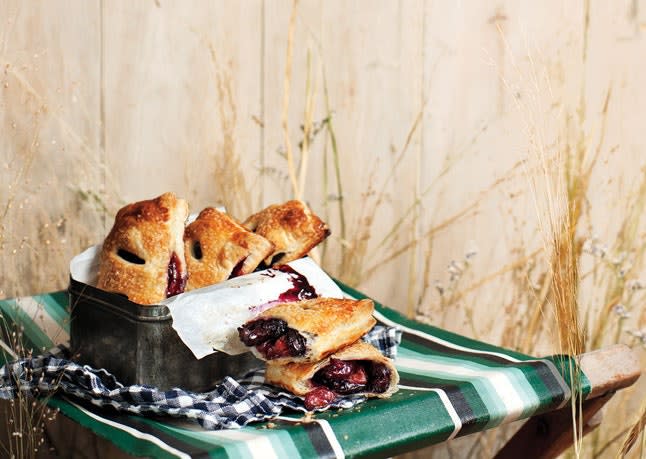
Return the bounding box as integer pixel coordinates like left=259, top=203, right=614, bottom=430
left=96, top=192, right=330, bottom=305
left=237, top=298, right=399, bottom=410
left=96, top=192, right=399, bottom=409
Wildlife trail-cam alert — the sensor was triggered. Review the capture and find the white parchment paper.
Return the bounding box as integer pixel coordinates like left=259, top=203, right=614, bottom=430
left=70, top=246, right=343, bottom=358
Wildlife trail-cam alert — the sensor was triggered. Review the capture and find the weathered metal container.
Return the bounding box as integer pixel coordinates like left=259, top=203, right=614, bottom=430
left=68, top=277, right=260, bottom=392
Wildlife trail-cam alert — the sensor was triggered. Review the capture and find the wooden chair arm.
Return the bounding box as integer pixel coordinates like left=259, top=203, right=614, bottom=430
left=579, top=344, right=641, bottom=399
left=495, top=344, right=642, bottom=459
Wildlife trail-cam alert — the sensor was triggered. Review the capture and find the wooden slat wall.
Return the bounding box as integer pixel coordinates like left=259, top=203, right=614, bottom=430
left=102, top=0, right=265, bottom=217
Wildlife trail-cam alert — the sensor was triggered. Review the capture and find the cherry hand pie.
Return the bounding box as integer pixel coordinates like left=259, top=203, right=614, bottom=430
left=243, top=200, right=330, bottom=267
left=183, top=207, right=275, bottom=291
left=237, top=297, right=376, bottom=364
left=97, top=192, right=189, bottom=305
left=265, top=340, right=399, bottom=410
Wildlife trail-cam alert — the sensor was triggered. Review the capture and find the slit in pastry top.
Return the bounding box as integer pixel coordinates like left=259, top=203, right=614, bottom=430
left=237, top=297, right=376, bottom=364
left=243, top=200, right=330, bottom=267
left=183, top=207, right=274, bottom=291
left=96, top=192, right=189, bottom=305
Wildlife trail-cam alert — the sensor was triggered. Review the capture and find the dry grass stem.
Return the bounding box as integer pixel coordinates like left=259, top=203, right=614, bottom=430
left=0, top=313, right=60, bottom=458
left=617, top=402, right=646, bottom=458
left=282, top=0, right=300, bottom=201
left=338, top=105, right=424, bottom=285
left=298, top=49, right=317, bottom=201
left=322, top=73, right=347, bottom=262
left=208, top=43, right=252, bottom=219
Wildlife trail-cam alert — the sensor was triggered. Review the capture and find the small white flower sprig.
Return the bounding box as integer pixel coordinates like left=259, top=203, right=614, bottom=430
left=581, top=234, right=645, bottom=349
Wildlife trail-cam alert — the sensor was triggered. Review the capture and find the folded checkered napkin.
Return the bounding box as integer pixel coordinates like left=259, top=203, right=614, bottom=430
left=0, top=325, right=401, bottom=430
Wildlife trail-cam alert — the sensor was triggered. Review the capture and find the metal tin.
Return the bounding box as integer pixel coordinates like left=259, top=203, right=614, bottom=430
left=68, top=277, right=260, bottom=392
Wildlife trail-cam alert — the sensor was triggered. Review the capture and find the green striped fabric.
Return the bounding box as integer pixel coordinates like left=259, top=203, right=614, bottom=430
left=0, top=284, right=590, bottom=459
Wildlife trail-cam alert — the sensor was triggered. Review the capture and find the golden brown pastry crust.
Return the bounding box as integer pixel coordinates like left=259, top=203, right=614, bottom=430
left=97, top=192, right=188, bottom=305
left=243, top=200, right=330, bottom=266
left=247, top=297, right=376, bottom=364
left=265, top=340, right=399, bottom=397
left=183, top=207, right=275, bottom=291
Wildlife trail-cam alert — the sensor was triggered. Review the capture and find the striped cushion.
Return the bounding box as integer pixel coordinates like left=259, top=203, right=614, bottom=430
left=0, top=283, right=589, bottom=458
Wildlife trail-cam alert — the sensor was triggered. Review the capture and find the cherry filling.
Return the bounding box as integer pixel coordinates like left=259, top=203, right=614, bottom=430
left=275, top=265, right=318, bottom=302
left=304, top=359, right=391, bottom=410
left=368, top=362, right=392, bottom=393
left=313, top=359, right=368, bottom=394
left=237, top=318, right=306, bottom=359
left=250, top=265, right=320, bottom=315
left=228, top=256, right=248, bottom=279
left=166, top=252, right=187, bottom=298
left=238, top=318, right=286, bottom=345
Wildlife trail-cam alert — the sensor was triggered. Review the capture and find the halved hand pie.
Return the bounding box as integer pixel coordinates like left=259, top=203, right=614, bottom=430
left=237, top=297, right=376, bottom=364
left=97, top=192, right=189, bottom=305
left=243, top=200, right=330, bottom=267
left=265, top=340, right=399, bottom=410
left=183, top=207, right=275, bottom=291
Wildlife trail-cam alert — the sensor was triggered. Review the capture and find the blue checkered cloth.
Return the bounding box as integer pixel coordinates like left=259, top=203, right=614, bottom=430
left=0, top=326, right=401, bottom=429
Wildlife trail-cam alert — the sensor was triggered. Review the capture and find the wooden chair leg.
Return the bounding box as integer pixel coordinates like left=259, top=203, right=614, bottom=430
left=494, top=391, right=614, bottom=459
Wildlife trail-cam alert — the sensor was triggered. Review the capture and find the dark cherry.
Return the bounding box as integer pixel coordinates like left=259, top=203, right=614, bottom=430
left=347, top=365, right=368, bottom=386
left=238, top=318, right=306, bottom=359
left=284, top=328, right=306, bottom=356
left=307, top=360, right=391, bottom=406
left=257, top=335, right=291, bottom=359
left=254, top=328, right=306, bottom=359
left=166, top=252, right=187, bottom=298
left=313, top=359, right=368, bottom=394
left=228, top=256, right=248, bottom=279
left=238, top=318, right=287, bottom=346
left=304, top=386, right=337, bottom=411
left=368, top=363, right=391, bottom=393
left=315, top=358, right=353, bottom=379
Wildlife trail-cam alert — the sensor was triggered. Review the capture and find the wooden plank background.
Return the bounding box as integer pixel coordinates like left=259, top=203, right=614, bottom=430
left=2, top=0, right=641, bottom=321
left=1, top=1, right=645, bottom=457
